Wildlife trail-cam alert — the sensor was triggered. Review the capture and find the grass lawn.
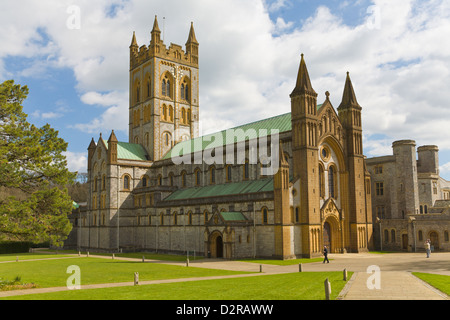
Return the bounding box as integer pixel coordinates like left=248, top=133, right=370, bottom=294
left=0, top=252, right=74, bottom=262
left=32, top=249, right=204, bottom=262
left=0, top=256, right=251, bottom=289
left=3, top=271, right=352, bottom=300
left=412, top=272, right=450, bottom=296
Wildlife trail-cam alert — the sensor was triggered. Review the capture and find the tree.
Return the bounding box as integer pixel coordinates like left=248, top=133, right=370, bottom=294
left=0, top=80, right=76, bottom=246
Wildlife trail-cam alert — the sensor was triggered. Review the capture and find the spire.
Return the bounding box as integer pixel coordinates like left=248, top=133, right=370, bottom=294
left=186, top=22, right=198, bottom=45
left=130, top=31, right=138, bottom=48
left=108, top=130, right=118, bottom=143
left=152, top=15, right=161, bottom=33
left=338, top=72, right=360, bottom=109
left=290, top=54, right=317, bottom=97
left=151, top=15, right=161, bottom=45
left=88, top=137, right=96, bottom=150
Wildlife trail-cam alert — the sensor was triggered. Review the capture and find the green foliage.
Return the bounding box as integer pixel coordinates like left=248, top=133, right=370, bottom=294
left=0, top=80, right=75, bottom=246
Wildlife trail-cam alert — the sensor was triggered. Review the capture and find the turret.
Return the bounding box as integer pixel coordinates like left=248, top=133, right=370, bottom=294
left=107, top=130, right=118, bottom=165
left=186, top=22, right=199, bottom=64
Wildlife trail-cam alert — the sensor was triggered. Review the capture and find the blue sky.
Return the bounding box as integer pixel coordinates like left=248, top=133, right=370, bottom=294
left=2, top=0, right=450, bottom=180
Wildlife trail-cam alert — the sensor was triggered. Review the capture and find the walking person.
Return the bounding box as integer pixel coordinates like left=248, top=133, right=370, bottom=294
left=425, top=239, right=431, bottom=258
left=323, top=246, right=329, bottom=263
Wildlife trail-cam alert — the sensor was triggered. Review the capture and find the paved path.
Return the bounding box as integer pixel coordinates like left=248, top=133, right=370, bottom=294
left=0, top=252, right=449, bottom=300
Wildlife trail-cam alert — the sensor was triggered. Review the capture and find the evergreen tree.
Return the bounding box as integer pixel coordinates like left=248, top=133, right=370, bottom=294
left=0, top=80, right=76, bottom=246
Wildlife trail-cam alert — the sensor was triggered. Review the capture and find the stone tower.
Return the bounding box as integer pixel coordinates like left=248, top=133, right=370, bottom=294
left=391, top=140, right=420, bottom=217
left=129, top=16, right=200, bottom=161
left=337, top=72, right=370, bottom=252
left=290, top=54, right=320, bottom=258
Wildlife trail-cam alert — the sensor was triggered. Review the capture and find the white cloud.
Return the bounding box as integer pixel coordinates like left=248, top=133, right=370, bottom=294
left=2, top=0, right=450, bottom=178
left=64, top=151, right=87, bottom=173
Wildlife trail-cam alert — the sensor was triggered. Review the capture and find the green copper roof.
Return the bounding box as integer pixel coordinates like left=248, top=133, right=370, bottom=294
left=103, top=140, right=148, bottom=161
left=163, top=178, right=274, bottom=201
left=162, top=112, right=292, bottom=160
left=220, top=212, right=247, bottom=221
left=163, top=107, right=322, bottom=161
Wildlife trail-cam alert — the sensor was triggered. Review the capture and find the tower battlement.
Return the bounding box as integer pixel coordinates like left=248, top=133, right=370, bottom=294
left=130, top=16, right=198, bottom=70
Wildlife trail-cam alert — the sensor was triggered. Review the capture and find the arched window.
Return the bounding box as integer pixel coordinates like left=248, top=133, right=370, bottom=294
left=157, top=174, right=162, bottom=186
left=210, top=166, right=216, bottom=184
left=262, top=207, right=268, bottom=224
left=181, top=171, right=187, bottom=187
left=173, top=212, right=178, bottom=225
left=204, top=210, right=209, bottom=225
left=102, top=174, right=106, bottom=190
left=169, top=172, right=174, bottom=186
left=160, top=213, right=164, bottom=225
left=391, top=229, right=396, bottom=243
left=168, top=106, right=174, bottom=122
left=146, top=79, right=151, bottom=97
left=418, top=230, right=423, bottom=241
left=384, top=229, right=389, bottom=243
left=142, top=176, right=148, bottom=187
left=226, top=165, right=232, bottom=182
left=195, top=168, right=201, bottom=186
left=328, top=166, right=337, bottom=199
left=244, top=160, right=249, bottom=180
left=188, top=211, right=193, bottom=225
left=123, top=175, right=130, bottom=190
left=181, top=83, right=185, bottom=100
left=319, top=164, right=325, bottom=198
left=162, top=105, right=168, bottom=121
left=181, top=108, right=186, bottom=124
left=136, top=86, right=140, bottom=103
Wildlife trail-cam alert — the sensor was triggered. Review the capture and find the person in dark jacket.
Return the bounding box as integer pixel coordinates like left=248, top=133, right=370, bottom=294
left=323, top=246, right=329, bottom=263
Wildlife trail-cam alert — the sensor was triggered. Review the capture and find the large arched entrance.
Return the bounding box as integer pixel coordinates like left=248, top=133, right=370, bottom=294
left=209, top=231, right=224, bottom=258
left=323, top=222, right=331, bottom=250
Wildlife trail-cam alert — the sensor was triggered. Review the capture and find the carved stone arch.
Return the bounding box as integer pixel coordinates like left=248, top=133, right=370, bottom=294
left=319, top=135, right=345, bottom=171
left=160, top=71, right=174, bottom=98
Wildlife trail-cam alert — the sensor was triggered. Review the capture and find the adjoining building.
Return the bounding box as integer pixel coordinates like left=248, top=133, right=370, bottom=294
left=366, top=141, right=450, bottom=252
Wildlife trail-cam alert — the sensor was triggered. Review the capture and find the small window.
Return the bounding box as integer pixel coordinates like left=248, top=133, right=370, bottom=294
left=204, top=211, right=208, bottom=225
left=142, top=176, right=147, bottom=187
left=226, top=165, right=232, bottom=182
left=181, top=171, right=187, bottom=187
left=244, top=160, right=249, bottom=180
left=195, top=168, right=201, bottom=186
left=376, top=182, right=384, bottom=196
left=262, top=208, right=268, bottom=224
left=123, top=175, right=130, bottom=190
left=210, top=166, right=216, bottom=184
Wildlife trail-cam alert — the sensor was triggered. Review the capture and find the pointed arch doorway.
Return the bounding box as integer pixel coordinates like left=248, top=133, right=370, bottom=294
left=209, top=231, right=224, bottom=258
left=323, top=222, right=332, bottom=250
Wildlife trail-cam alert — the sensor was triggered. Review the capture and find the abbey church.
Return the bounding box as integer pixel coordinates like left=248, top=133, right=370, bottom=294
left=66, top=17, right=450, bottom=258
